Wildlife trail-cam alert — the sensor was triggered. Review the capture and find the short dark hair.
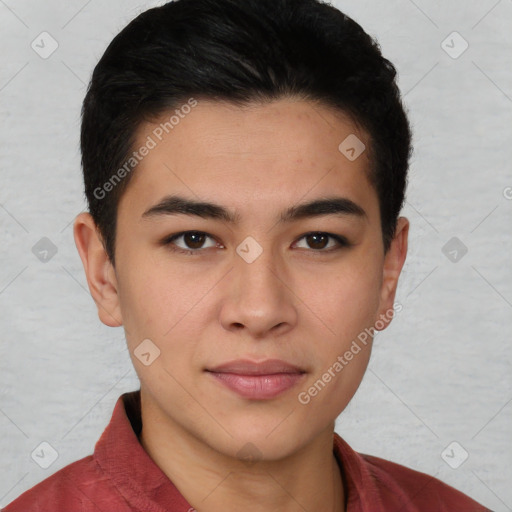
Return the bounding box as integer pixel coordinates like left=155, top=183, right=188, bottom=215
left=80, top=0, right=412, bottom=267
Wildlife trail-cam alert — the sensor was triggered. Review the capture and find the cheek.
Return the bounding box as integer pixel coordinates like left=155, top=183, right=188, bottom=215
left=119, top=270, right=201, bottom=392
left=302, top=257, right=382, bottom=342
left=115, top=254, right=177, bottom=346
left=298, top=267, right=380, bottom=414
left=117, top=258, right=211, bottom=380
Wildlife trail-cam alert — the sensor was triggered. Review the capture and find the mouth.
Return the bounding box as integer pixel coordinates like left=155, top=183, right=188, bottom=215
left=205, top=359, right=307, bottom=400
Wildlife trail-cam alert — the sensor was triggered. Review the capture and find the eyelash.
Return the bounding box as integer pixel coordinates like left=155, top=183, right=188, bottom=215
left=161, top=230, right=351, bottom=256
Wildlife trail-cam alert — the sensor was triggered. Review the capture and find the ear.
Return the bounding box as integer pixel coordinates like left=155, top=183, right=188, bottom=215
left=73, top=212, right=123, bottom=327
left=375, top=216, right=409, bottom=331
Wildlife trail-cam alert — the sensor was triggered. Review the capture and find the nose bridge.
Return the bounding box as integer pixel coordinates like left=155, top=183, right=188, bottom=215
left=219, top=235, right=297, bottom=335
left=235, top=237, right=285, bottom=304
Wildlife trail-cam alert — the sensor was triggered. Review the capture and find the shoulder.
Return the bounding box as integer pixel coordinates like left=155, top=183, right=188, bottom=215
left=333, top=433, right=490, bottom=511
left=361, top=452, right=490, bottom=511
left=2, top=454, right=127, bottom=512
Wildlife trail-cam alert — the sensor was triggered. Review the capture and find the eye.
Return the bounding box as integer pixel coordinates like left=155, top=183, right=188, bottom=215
left=161, top=230, right=350, bottom=256
left=293, top=232, right=350, bottom=252
left=162, top=231, right=220, bottom=255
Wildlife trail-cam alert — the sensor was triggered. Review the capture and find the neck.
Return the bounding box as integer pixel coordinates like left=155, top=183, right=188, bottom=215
left=139, top=391, right=345, bottom=512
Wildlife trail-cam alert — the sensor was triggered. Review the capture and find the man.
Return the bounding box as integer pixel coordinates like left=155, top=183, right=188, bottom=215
left=4, top=0, right=490, bottom=510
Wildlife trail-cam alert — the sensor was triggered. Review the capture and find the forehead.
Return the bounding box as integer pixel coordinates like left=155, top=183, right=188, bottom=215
left=118, top=98, right=377, bottom=223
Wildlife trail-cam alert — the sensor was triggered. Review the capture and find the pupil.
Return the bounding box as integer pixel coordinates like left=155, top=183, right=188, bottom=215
left=185, top=232, right=204, bottom=249
left=308, top=233, right=327, bottom=249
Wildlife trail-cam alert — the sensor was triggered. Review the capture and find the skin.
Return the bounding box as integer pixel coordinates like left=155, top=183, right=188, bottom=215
left=74, top=97, right=409, bottom=512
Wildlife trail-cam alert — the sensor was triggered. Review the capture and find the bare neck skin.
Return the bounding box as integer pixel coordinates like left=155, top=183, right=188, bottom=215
left=139, top=388, right=345, bottom=512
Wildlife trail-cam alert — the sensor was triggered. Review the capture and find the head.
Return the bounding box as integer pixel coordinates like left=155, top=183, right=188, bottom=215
left=74, top=0, right=411, bottom=461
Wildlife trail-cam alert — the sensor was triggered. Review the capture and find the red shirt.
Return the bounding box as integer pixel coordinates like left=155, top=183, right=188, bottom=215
left=4, top=390, right=490, bottom=511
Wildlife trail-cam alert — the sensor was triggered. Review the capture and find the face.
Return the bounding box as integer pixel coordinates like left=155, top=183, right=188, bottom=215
left=75, top=97, right=408, bottom=461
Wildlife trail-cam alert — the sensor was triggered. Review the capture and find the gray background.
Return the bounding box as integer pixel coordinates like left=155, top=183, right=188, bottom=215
left=0, top=0, right=511, bottom=510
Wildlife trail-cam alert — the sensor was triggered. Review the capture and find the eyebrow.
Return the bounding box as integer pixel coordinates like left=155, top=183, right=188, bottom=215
left=141, top=194, right=366, bottom=224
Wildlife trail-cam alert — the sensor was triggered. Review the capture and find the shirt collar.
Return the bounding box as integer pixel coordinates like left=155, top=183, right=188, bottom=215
left=94, top=389, right=192, bottom=511
left=94, top=389, right=380, bottom=511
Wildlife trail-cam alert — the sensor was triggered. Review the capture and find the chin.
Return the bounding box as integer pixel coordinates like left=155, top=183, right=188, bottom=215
left=217, top=418, right=319, bottom=461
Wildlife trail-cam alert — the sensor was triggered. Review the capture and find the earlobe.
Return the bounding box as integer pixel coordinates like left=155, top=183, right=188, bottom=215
left=73, top=212, right=123, bottom=327
left=376, top=216, right=409, bottom=330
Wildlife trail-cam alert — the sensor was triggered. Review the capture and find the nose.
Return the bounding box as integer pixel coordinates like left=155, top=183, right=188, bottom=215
left=218, top=243, right=298, bottom=339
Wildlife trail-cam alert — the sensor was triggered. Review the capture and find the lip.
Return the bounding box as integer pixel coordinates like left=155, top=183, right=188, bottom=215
left=207, top=358, right=306, bottom=375
left=205, top=359, right=306, bottom=400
